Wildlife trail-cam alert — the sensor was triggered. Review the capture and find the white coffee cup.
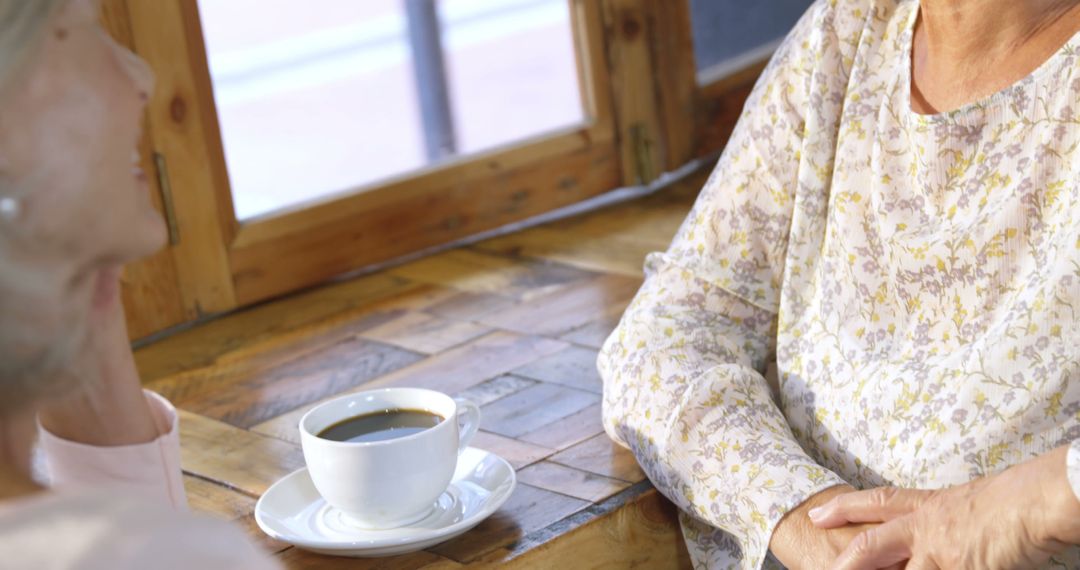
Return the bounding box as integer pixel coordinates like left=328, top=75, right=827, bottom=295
left=299, top=387, right=481, bottom=529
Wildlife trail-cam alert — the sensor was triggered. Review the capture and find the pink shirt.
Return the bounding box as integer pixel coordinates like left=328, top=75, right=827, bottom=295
left=0, top=392, right=280, bottom=569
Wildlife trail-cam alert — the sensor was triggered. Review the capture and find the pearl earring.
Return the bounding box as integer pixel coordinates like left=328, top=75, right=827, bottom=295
left=0, top=197, right=19, bottom=221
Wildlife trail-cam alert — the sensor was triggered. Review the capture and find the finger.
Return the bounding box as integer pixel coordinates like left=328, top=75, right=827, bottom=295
left=904, top=557, right=940, bottom=570
left=832, top=517, right=916, bottom=570
left=809, top=487, right=933, bottom=528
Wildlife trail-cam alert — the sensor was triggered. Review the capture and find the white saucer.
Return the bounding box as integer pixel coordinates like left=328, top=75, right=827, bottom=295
left=254, top=447, right=516, bottom=557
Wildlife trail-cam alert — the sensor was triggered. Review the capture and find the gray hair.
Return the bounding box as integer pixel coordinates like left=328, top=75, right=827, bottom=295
left=0, top=0, right=81, bottom=414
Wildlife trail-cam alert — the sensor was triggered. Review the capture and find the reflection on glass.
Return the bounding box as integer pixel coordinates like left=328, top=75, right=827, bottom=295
left=198, top=0, right=583, bottom=220
left=689, top=0, right=812, bottom=82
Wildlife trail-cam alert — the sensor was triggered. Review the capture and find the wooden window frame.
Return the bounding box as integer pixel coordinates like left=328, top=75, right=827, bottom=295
left=112, top=0, right=776, bottom=336
left=125, top=0, right=624, bottom=310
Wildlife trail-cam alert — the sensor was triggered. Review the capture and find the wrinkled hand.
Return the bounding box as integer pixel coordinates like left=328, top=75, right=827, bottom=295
left=770, top=485, right=894, bottom=570
left=37, top=266, right=159, bottom=445
left=810, top=448, right=1080, bottom=569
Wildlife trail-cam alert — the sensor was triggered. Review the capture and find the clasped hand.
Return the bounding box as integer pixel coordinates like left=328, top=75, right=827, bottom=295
left=806, top=448, right=1080, bottom=569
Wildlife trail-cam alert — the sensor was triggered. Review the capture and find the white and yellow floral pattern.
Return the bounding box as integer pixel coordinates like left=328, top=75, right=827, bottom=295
left=599, top=1, right=1080, bottom=568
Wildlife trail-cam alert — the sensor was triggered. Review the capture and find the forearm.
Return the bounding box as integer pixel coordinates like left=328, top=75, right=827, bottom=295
left=600, top=277, right=845, bottom=568
left=770, top=484, right=873, bottom=570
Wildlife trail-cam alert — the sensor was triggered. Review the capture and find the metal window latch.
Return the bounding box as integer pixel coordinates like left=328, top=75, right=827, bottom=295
left=153, top=152, right=181, bottom=246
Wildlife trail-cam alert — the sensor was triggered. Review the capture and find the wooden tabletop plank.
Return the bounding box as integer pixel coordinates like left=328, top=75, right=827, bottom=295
left=558, top=311, right=622, bottom=349
left=427, top=483, right=589, bottom=563
left=184, top=474, right=255, bottom=519
left=161, top=338, right=423, bottom=428
left=480, top=383, right=600, bottom=439
left=477, top=275, right=640, bottom=337
left=469, top=431, right=554, bottom=471
left=250, top=332, right=568, bottom=442
left=178, top=409, right=305, bottom=496
left=389, top=248, right=593, bottom=301
left=548, top=433, right=646, bottom=484
left=135, top=274, right=410, bottom=380
left=455, top=374, right=538, bottom=407
left=421, top=289, right=517, bottom=322
left=511, top=345, right=603, bottom=393
left=517, top=403, right=605, bottom=452
left=358, top=311, right=492, bottom=355
left=516, top=461, right=631, bottom=503
left=475, top=485, right=691, bottom=569
left=474, top=222, right=662, bottom=278
left=277, top=549, right=462, bottom=570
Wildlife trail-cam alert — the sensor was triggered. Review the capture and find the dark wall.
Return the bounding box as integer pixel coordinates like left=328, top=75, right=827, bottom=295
left=690, top=0, right=814, bottom=71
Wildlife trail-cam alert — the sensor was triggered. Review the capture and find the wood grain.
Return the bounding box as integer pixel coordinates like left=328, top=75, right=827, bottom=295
left=428, top=483, right=589, bottom=563
left=518, top=403, right=605, bottom=451
left=184, top=475, right=254, bottom=520
left=477, top=275, right=640, bottom=337
left=455, top=374, right=538, bottom=407
left=599, top=0, right=667, bottom=184
left=277, top=549, right=462, bottom=570
left=422, top=289, right=517, bottom=322
left=511, top=345, right=603, bottom=393
left=479, top=486, right=691, bottom=569
left=559, top=311, right=623, bottom=348
left=481, top=383, right=600, bottom=439
left=549, top=433, right=647, bottom=483
left=470, top=431, right=554, bottom=471
left=178, top=409, right=304, bottom=496
left=517, top=461, right=630, bottom=503
left=249, top=332, right=568, bottom=443
left=647, top=0, right=699, bottom=171
left=160, top=337, right=423, bottom=428
left=125, top=0, right=238, bottom=313
left=389, top=249, right=592, bottom=301
left=100, top=0, right=190, bottom=339
left=358, top=311, right=492, bottom=355
left=135, top=273, right=409, bottom=381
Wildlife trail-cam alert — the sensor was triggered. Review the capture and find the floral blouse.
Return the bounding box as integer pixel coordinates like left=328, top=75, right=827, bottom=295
left=599, top=0, right=1080, bottom=567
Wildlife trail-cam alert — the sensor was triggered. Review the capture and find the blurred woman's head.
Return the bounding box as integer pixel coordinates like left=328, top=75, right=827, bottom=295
left=0, top=0, right=166, bottom=412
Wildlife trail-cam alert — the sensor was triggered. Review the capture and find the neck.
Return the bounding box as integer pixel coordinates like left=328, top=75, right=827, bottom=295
left=919, top=0, right=1080, bottom=62
left=0, top=409, right=45, bottom=502
left=912, top=0, right=1080, bottom=113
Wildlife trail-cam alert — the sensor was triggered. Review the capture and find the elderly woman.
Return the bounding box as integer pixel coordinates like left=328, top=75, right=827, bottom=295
left=600, top=0, right=1080, bottom=568
left=0, top=1, right=277, bottom=567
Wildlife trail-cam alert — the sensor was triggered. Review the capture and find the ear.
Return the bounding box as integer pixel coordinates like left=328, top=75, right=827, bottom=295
left=0, top=197, right=19, bottom=221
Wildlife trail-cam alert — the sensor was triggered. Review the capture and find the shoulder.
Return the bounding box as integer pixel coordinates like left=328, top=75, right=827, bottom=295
left=0, top=491, right=278, bottom=569
left=795, top=0, right=904, bottom=50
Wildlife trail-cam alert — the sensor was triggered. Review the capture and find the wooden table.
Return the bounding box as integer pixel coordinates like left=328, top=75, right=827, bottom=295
left=134, top=171, right=707, bottom=568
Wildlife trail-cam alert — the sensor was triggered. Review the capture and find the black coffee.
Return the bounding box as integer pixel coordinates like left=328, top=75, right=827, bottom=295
left=317, top=408, right=443, bottom=443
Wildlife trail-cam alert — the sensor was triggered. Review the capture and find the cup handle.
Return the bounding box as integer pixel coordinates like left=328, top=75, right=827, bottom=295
left=454, top=398, right=481, bottom=454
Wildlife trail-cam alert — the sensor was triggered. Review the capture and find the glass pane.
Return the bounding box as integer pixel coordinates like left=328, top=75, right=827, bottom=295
left=690, top=0, right=812, bottom=81
left=198, top=0, right=583, bottom=221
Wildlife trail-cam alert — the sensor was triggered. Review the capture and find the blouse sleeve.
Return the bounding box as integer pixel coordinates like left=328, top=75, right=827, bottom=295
left=598, top=3, right=846, bottom=568
left=39, top=390, right=188, bottom=510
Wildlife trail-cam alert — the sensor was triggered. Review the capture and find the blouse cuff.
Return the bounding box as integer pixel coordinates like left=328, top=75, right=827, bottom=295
left=38, top=390, right=188, bottom=510
left=1067, top=439, right=1080, bottom=503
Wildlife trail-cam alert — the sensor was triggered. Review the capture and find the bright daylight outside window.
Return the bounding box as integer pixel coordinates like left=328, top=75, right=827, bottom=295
left=198, top=0, right=584, bottom=220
